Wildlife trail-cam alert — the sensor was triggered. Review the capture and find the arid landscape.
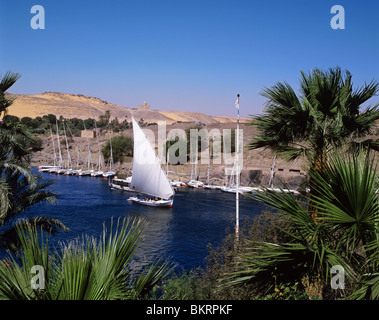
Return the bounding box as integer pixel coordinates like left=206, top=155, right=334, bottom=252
left=6, top=92, right=246, bottom=125
left=7, top=91, right=378, bottom=190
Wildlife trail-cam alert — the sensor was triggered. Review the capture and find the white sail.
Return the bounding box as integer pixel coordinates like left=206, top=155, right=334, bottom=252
left=131, top=117, right=174, bottom=200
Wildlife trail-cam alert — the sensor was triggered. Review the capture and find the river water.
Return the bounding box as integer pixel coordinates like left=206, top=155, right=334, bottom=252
left=22, top=169, right=266, bottom=272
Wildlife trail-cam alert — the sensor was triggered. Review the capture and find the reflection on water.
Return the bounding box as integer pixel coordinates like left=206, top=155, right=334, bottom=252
left=20, top=169, right=266, bottom=271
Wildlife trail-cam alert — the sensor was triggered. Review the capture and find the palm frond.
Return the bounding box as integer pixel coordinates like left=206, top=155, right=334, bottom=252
left=249, top=189, right=316, bottom=238
left=226, top=240, right=349, bottom=296
left=310, top=149, right=379, bottom=253
left=0, top=71, right=21, bottom=93
left=249, top=67, right=379, bottom=165
left=0, top=217, right=173, bottom=300
left=348, top=274, right=379, bottom=300
left=131, top=258, right=175, bottom=299
left=0, top=178, right=10, bottom=220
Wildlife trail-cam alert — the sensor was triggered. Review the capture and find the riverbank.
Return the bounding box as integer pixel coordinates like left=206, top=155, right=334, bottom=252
left=31, top=121, right=308, bottom=190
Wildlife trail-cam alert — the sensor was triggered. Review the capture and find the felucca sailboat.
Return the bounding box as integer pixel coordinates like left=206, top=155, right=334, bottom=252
left=127, top=117, right=174, bottom=207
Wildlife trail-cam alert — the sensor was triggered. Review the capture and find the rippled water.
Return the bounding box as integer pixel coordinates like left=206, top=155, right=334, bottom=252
left=21, top=169, right=266, bottom=271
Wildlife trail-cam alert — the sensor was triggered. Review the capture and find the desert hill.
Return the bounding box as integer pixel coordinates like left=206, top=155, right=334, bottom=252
left=5, top=92, right=246, bottom=125
left=6, top=91, right=304, bottom=188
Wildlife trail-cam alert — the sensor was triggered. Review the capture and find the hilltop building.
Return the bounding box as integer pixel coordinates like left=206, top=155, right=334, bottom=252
left=138, top=101, right=150, bottom=111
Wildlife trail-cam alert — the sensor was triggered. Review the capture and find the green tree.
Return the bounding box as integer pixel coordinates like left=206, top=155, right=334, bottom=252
left=31, top=117, right=43, bottom=130
left=0, top=71, right=21, bottom=117
left=249, top=67, right=379, bottom=170
left=104, top=110, right=111, bottom=123
left=83, top=118, right=95, bottom=130
left=20, top=116, right=33, bottom=127
left=101, top=135, right=133, bottom=164
left=42, top=114, right=57, bottom=126
left=2, top=115, right=20, bottom=124
left=249, top=67, right=379, bottom=219
left=111, top=117, right=120, bottom=132
left=0, top=217, right=173, bottom=300
left=97, top=110, right=111, bottom=129
left=227, top=148, right=379, bottom=300
left=0, top=71, right=67, bottom=253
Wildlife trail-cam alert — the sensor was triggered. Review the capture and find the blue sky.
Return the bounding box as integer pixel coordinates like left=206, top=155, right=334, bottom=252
left=1, top=0, right=378, bottom=117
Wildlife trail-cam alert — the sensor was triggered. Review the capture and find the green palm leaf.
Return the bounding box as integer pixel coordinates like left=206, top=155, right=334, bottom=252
left=249, top=67, right=379, bottom=167
left=0, top=217, right=173, bottom=300
left=310, top=149, right=379, bottom=252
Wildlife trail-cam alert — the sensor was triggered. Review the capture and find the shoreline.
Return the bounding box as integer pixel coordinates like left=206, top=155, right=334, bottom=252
left=30, top=122, right=310, bottom=190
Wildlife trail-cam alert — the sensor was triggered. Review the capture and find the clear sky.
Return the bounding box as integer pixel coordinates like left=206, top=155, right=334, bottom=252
left=1, top=0, right=378, bottom=117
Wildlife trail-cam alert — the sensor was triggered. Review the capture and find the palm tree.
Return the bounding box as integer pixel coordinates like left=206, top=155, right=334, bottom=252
left=249, top=67, right=379, bottom=170
left=0, top=170, right=67, bottom=252
left=0, top=71, right=68, bottom=252
left=226, top=148, right=379, bottom=299
left=0, top=217, right=173, bottom=300
left=0, top=71, right=21, bottom=118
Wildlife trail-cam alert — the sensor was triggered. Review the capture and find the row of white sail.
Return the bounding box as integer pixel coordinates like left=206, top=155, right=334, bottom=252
left=41, top=116, right=298, bottom=208
left=38, top=118, right=116, bottom=178
left=112, top=117, right=300, bottom=208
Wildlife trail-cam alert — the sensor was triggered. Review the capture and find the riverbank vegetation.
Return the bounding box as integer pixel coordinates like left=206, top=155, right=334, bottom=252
left=160, top=150, right=378, bottom=300
left=0, top=68, right=378, bottom=300
left=158, top=67, right=379, bottom=300
left=0, top=71, right=68, bottom=255
left=0, top=218, right=173, bottom=300
left=3, top=112, right=154, bottom=137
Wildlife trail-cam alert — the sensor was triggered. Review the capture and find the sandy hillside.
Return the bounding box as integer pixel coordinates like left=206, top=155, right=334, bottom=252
left=5, top=92, right=248, bottom=125
left=8, top=91, right=378, bottom=189
left=31, top=120, right=309, bottom=189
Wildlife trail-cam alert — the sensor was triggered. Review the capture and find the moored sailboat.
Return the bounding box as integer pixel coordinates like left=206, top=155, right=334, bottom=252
left=91, top=118, right=104, bottom=177
left=127, top=117, right=174, bottom=207
left=187, top=180, right=204, bottom=188
left=203, top=148, right=221, bottom=190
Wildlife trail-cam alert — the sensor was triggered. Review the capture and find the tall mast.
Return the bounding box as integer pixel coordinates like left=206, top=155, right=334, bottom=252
left=63, top=120, right=72, bottom=169
left=208, top=137, right=213, bottom=186
left=83, top=120, right=92, bottom=170
left=55, top=118, right=63, bottom=168
left=207, top=148, right=210, bottom=186
left=108, top=120, right=114, bottom=171
left=224, top=162, right=228, bottom=186
left=166, top=150, right=169, bottom=176
left=65, top=120, right=86, bottom=169
left=94, top=118, right=102, bottom=171
left=269, top=154, right=277, bottom=188
left=194, top=156, right=198, bottom=180
left=235, top=94, right=240, bottom=241
left=50, top=127, right=57, bottom=167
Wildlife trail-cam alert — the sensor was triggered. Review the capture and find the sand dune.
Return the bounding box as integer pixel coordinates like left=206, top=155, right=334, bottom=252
left=5, top=91, right=248, bottom=125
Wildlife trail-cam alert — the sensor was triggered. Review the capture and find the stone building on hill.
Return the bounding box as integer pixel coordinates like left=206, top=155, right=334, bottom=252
left=138, top=101, right=150, bottom=111
left=80, top=128, right=100, bottom=138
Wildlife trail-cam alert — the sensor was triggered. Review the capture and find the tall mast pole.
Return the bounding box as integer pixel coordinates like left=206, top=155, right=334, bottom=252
left=63, top=121, right=72, bottom=169
left=56, top=118, right=63, bottom=168
left=50, top=127, right=57, bottom=168
left=235, top=94, right=240, bottom=241
left=94, top=118, right=102, bottom=171
left=83, top=120, right=92, bottom=170
left=269, top=154, right=277, bottom=188
left=108, top=121, right=113, bottom=171
left=65, top=120, right=86, bottom=169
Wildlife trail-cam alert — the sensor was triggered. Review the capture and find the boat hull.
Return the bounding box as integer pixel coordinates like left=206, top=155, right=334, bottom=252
left=103, top=171, right=116, bottom=178
left=203, top=185, right=221, bottom=190
left=91, top=171, right=104, bottom=177
left=127, top=197, right=173, bottom=207
left=220, top=186, right=252, bottom=194
left=187, top=180, right=204, bottom=188
left=78, top=171, right=92, bottom=176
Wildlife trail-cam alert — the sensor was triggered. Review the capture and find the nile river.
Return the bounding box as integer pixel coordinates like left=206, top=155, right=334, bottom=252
left=23, top=169, right=266, bottom=271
